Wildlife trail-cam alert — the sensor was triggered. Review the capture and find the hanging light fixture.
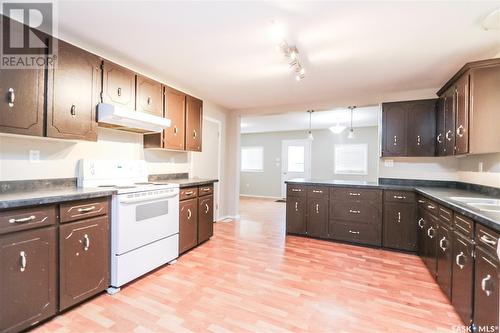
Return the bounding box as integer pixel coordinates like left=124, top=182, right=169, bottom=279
left=307, top=110, right=314, bottom=140
left=329, top=123, right=346, bottom=134
left=347, top=106, right=356, bottom=139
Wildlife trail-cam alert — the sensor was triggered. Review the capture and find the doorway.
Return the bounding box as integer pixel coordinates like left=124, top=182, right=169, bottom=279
left=280, top=139, right=312, bottom=198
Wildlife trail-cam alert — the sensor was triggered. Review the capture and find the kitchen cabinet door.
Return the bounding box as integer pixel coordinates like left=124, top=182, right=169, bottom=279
left=136, top=75, right=163, bottom=117
left=163, top=86, right=186, bottom=150
left=406, top=99, right=437, bottom=156
left=417, top=211, right=428, bottom=259
left=198, top=195, right=214, bottom=244
left=423, top=213, right=438, bottom=277
left=59, top=216, right=109, bottom=310
left=102, top=60, right=136, bottom=110
left=179, top=199, right=198, bottom=254
left=455, top=73, right=470, bottom=155
left=47, top=40, right=100, bottom=141
left=452, top=232, right=474, bottom=326
left=444, top=87, right=456, bottom=155
left=307, top=197, right=328, bottom=238
left=0, top=227, right=56, bottom=333
left=436, top=220, right=453, bottom=300
left=286, top=196, right=306, bottom=235
left=474, top=247, right=499, bottom=333
left=185, top=95, right=203, bottom=152
left=382, top=102, right=407, bottom=156
left=436, top=95, right=447, bottom=156
left=383, top=202, right=417, bottom=251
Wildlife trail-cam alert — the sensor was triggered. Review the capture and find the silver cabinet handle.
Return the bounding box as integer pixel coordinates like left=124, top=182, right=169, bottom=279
left=427, top=205, right=435, bottom=210
left=312, top=190, right=323, bottom=193
left=446, top=130, right=453, bottom=141
left=393, top=195, right=406, bottom=200
left=205, top=203, right=209, bottom=214
left=393, top=135, right=397, bottom=146
left=437, top=133, right=443, bottom=143
left=117, top=87, right=122, bottom=96
left=349, top=209, right=361, bottom=214
left=8, top=88, right=15, bottom=107
left=83, top=234, right=90, bottom=251
left=19, top=251, right=27, bottom=272
left=201, top=188, right=211, bottom=192
left=184, top=191, right=194, bottom=195
left=187, top=208, right=192, bottom=220
left=349, top=192, right=360, bottom=196
left=497, top=239, right=500, bottom=260
left=456, top=125, right=465, bottom=138
left=348, top=230, right=360, bottom=235
left=193, top=130, right=197, bottom=138
left=315, top=204, right=319, bottom=214
left=9, top=215, right=36, bottom=224
left=481, top=274, right=492, bottom=296
left=77, top=206, right=95, bottom=213
left=291, top=189, right=302, bottom=192
left=427, top=227, right=435, bottom=238
left=418, top=218, right=424, bottom=228
left=418, top=200, right=425, bottom=204
left=147, top=96, right=152, bottom=105
left=70, top=104, right=76, bottom=116
left=294, top=202, right=298, bottom=212
left=173, top=126, right=178, bottom=135
left=439, top=237, right=448, bottom=252
left=417, top=135, right=421, bottom=146
left=397, top=212, right=401, bottom=223
left=456, top=252, right=465, bottom=269
left=480, top=235, right=497, bottom=246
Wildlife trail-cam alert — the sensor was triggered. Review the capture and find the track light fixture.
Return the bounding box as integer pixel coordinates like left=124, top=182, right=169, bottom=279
left=279, top=40, right=305, bottom=81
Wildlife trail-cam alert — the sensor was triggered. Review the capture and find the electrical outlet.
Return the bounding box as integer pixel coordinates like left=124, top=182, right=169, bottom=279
left=29, top=150, right=40, bottom=163
left=384, top=159, right=394, bottom=168
left=478, top=162, right=484, bottom=172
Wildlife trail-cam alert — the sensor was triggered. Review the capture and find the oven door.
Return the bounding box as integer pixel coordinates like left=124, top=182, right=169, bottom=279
left=114, top=189, right=179, bottom=255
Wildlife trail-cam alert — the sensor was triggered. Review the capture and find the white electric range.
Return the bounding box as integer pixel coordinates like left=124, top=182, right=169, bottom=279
left=78, top=160, right=179, bottom=294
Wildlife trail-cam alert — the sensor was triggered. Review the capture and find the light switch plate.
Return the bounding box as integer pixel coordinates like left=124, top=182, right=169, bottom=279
left=384, top=159, right=394, bottom=167
left=29, top=150, right=40, bottom=163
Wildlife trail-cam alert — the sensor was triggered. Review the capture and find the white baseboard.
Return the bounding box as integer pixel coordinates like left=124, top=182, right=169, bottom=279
left=239, top=194, right=283, bottom=200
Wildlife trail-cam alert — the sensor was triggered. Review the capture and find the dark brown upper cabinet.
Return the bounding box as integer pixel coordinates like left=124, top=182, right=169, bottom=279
left=454, top=73, right=469, bottom=155
left=163, top=86, right=186, bottom=150
left=436, top=95, right=446, bottom=156
left=46, top=40, right=100, bottom=141
left=136, top=75, right=162, bottom=117
left=185, top=95, right=203, bottom=152
left=101, top=60, right=136, bottom=110
left=443, top=86, right=456, bottom=155
left=381, top=99, right=437, bottom=157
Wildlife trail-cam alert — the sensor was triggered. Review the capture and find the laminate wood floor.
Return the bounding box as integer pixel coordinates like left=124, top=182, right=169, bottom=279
left=35, top=197, right=463, bottom=333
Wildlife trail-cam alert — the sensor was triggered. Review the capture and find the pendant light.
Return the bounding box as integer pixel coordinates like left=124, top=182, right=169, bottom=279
left=347, top=106, right=356, bottom=139
left=307, top=110, right=314, bottom=140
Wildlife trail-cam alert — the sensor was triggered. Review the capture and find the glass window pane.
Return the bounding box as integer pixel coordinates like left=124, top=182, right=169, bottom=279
left=287, top=145, right=304, bottom=172
left=334, top=144, right=368, bottom=175
left=241, top=147, right=263, bottom=172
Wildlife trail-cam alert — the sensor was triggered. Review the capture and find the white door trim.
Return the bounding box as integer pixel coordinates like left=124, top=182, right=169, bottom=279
left=281, top=139, right=312, bottom=198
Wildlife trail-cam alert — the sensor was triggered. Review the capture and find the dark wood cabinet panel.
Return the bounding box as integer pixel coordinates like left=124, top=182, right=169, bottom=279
left=331, top=187, right=382, bottom=202
left=198, top=195, right=214, bottom=244
left=136, top=75, right=162, bottom=117
left=331, top=201, right=381, bottom=224
left=436, top=95, right=447, bottom=156
left=417, top=211, right=427, bottom=258
left=0, top=205, right=56, bottom=235
left=101, top=60, right=136, bottom=110
left=185, top=95, right=203, bottom=152
left=382, top=102, right=407, bottom=156
left=287, top=184, right=306, bottom=197
left=286, top=196, right=306, bottom=235
left=163, top=86, right=186, bottom=150
left=474, top=247, right=499, bottom=333
left=59, top=197, right=109, bottom=223
left=179, top=198, right=198, bottom=254
left=180, top=187, right=198, bottom=201
left=307, top=197, right=328, bottom=238
left=330, top=220, right=381, bottom=246
left=436, top=220, right=453, bottom=300
left=198, top=185, right=214, bottom=197
left=383, top=202, right=417, bottom=251
left=423, top=213, right=438, bottom=278
left=452, top=232, right=474, bottom=326
left=0, top=227, right=57, bottom=333
left=406, top=99, right=437, bottom=156
left=443, top=86, right=456, bottom=155
left=455, top=73, right=470, bottom=155
left=47, top=40, right=100, bottom=141
left=59, top=216, right=109, bottom=310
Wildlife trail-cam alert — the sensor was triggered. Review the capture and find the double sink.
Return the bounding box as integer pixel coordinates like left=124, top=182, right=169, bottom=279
left=450, top=196, right=500, bottom=213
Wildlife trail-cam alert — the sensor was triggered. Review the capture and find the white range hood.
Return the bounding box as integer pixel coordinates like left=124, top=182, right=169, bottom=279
left=97, top=103, right=171, bottom=133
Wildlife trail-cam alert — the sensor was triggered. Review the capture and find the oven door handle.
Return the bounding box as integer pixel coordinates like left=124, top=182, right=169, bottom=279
left=119, top=193, right=178, bottom=204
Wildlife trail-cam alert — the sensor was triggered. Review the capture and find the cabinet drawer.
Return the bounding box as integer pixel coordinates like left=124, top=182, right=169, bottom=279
left=331, top=188, right=382, bottom=202
left=331, top=201, right=381, bottom=224
left=439, top=206, right=453, bottom=225
left=454, top=214, right=474, bottom=238
left=180, top=187, right=198, bottom=200
left=384, top=190, right=416, bottom=203
left=419, top=197, right=438, bottom=215
left=0, top=205, right=56, bottom=235
left=475, top=224, right=499, bottom=257
left=307, top=186, right=329, bottom=198
left=60, top=197, right=109, bottom=223
left=287, top=184, right=306, bottom=197
left=330, top=220, right=381, bottom=246
left=198, top=184, right=213, bottom=197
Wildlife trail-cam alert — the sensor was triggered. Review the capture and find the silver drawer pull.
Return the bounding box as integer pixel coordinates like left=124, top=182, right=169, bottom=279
left=348, top=230, right=360, bottom=235
left=456, top=252, right=465, bottom=269
left=312, top=190, right=323, bottom=193
left=418, top=200, right=425, bottom=204
left=417, top=135, right=421, bottom=146
left=184, top=191, right=194, bottom=195
left=427, top=227, right=435, bottom=239
left=187, top=208, right=192, bottom=220
left=480, top=235, right=497, bottom=246
left=19, top=251, right=27, bottom=272
left=202, top=188, right=211, bottom=192
left=456, top=125, right=465, bottom=138
left=147, top=96, right=152, bottom=105
left=117, top=87, right=122, bottom=96
left=349, top=192, right=360, bottom=196
left=173, top=126, right=178, bottom=135
left=77, top=206, right=95, bottom=213
left=439, top=237, right=448, bottom=252
left=291, top=189, right=302, bottom=192
left=8, top=88, right=15, bottom=107
left=205, top=204, right=210, bottom=214
left=315, top=204, right=319, bottom=214
left=70, top=104, right=76, bottom=116
left=349, top=209, right=360, bottom=214
left=83, top=234, right=90, bottom=251
left=394, top=195, right=406, bottom=200
left=397, top=212, right=401, bottom=223
left=436, top=133, right=443, bottom=143
left=193, top=130, right=197, bottom=138
left=418, top=218, right=424, bottom=228
left=427, top=205, right=435, bottom=210
left=393, top=135, right=397, bottom=146
left=445, top=130, right=452, bottom=141
left=9, top=215, right=36, bottom=224
left=481, top=274, right=492, bottom=296
left=295, top=202, right=298, bottom=212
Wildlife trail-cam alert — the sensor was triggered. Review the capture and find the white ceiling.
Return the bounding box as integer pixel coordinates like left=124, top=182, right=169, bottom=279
left=241, top=105, right=380, bottom=134
left=51, top=1, right=500, bottom=110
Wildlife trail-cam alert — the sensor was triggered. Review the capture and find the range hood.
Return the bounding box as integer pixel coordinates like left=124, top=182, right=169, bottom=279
left=97, top=103, right=171, bottom=133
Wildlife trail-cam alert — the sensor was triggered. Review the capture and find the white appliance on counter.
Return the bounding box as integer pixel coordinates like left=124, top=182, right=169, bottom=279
left=78, top=160, right=179, bottom=294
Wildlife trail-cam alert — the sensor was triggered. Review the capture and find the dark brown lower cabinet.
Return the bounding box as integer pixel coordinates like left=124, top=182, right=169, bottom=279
left=179, top=198, right=198, bottom=254
left=474, top=247, right=499, bottom=333
left=423, top=213, right=438, bottom=278
left=307, top=197, right=328, bottom=238
left=59, top=216, right=109, bottom=310
left=329, top=220, right=381, bottom=246
left=436, top=220, right=453, bottom=300
left=198, top=195, right=214, bottom=244
left=0, top=226, right=57, bottom=333
left=417, top=211, right=427, bottom=258
left=452, top=231, right=474, bottom=326
left=286, top=196, right=306, bottom=235
left=383, top=201, right=417, bottom=251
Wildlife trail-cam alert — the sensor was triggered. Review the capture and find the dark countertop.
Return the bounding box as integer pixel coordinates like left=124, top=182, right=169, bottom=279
left=152, top=178, right=219, bottom=188
left=286, top=178, right=500, bottom=232
left=0, top=187, right=116, bottom=210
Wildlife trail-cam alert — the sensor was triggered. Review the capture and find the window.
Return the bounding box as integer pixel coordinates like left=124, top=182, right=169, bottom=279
left=334, top=144, right=368, bottom=175
left=241, top=146, right=264, bottom=172
left=287, top=145, right=305, bottom=172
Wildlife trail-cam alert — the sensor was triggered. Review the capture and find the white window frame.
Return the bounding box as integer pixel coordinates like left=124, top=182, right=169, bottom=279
left=334, top=144, right=368, bottom=175
left=241, top=146, right=264, bottom=172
